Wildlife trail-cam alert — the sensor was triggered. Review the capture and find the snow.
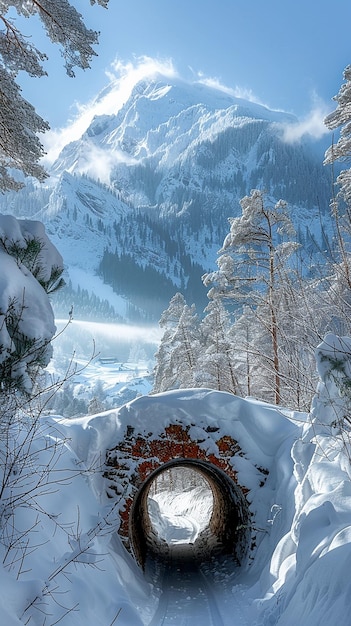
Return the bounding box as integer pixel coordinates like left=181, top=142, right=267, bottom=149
left=1, top=332, right=351, bottom=624
left=0, top=215, right=62, bottom=391
left=149, top=488, right=212, bottom=545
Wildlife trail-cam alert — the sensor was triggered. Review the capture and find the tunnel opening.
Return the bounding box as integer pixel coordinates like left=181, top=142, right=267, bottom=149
left=147, top=466, right=214, bottom=545
left=129, top=458, right=251, bottom=570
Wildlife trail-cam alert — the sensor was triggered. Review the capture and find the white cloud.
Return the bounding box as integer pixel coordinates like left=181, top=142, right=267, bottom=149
left=280, top=96, right=332, bottom=143
left=195, top=71, right=266, bottom=106
left=42, top=56, right=178, bottom=164
left=74, top=144, right=136, bottom=185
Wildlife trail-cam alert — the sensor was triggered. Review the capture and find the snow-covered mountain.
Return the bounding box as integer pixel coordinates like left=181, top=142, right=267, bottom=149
left=1, top=74, right=333, bottom=321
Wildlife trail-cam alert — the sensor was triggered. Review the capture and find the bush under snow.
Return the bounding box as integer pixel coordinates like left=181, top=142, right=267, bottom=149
left=0, top=215, right=63, bottom=393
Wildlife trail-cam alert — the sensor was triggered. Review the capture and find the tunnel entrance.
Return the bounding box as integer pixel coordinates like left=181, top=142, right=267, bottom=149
left=147, top=466, right=214, bottom=546
left=129, top=459, right=251, bottom=569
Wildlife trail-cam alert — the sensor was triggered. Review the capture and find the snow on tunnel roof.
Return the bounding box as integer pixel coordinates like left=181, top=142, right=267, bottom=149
left=53, top=388, right=300, bottom=473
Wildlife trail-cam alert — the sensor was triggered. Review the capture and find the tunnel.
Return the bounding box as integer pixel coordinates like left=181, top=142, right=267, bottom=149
left=129, top=458, right=251, bottom=570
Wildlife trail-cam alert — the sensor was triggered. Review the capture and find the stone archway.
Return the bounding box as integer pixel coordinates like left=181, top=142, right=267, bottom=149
left=129, top=458, right=251, bottom=568
left=57, top=389, right=296, bottom=572
left=103, top=420, right=268, bottom=567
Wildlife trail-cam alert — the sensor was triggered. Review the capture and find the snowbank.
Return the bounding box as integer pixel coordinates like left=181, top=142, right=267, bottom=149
left=0, top=418, right=152, bottom=625
left=1, top=333, right=351, bottom=625
left=254, top=334, right=351, bottom=625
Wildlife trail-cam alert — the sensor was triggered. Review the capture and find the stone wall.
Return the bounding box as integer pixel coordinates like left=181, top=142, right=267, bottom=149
left=103, top=421, right=267, bottom=565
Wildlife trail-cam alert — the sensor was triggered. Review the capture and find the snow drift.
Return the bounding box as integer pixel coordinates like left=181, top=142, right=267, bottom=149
left=1, top=333, right=351, bottom=624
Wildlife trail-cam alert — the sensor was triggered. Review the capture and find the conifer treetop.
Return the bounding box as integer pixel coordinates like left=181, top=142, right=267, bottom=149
left=0, top=0, right=109, bottom=191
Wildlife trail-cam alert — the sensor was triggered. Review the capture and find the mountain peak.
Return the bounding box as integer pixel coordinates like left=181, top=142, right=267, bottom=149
left=101, top=73, right=296, bottom=132
left=1, top=72, right=332, bottom=322
left=51, top=74, right=297, bottom=180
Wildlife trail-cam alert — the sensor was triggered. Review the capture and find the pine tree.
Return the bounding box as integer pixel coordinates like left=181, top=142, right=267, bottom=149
left=204, top=189, right=299, bottom=404
left=0, top=1, right=109, bottom=190
left=197, top=298, right=241, bottom=394
left=0, top=215, right=64, bottom=394
left=171, top=303, right=200, bottom=389
left=153, top=293, right=187, bottom=393
left=324, top=64, right=351, bottom=297
left=324, top=64, right=351, bottom=204
left=153, top=293, right=200, bottom=392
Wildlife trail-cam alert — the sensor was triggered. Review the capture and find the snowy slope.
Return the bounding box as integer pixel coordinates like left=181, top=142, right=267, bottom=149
left=0, top=74, right=333, bottom=321
left=36, top=173, right=127, bottom=270
left=49, top=75, right=329, bottom=214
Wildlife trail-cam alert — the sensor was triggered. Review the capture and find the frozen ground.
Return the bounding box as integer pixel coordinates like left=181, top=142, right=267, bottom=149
left=147, top=479, right=254, bottom=625
left=1, top=333, right=351, bottom=625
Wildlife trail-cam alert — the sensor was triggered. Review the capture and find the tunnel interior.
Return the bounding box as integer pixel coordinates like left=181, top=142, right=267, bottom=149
left=129, top=458, right=251, bottom=570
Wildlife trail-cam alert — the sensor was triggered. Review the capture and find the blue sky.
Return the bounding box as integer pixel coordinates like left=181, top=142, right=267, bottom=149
left=15, top=0, right=351, bottom=158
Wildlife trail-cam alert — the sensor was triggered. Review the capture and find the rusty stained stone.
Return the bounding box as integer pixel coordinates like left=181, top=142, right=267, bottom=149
left=164, top=423, right=191, bottom=441
left=149, top=438, right=203, bottom=462
left=116, top=436, right=151, bottom=458
left=119, top=496, right=133, bottom=537
left=137, top=459, right=160, bottom=483
left=216, top=435, right=242, bottom=457
left=106, top=423, right=252, bottom=543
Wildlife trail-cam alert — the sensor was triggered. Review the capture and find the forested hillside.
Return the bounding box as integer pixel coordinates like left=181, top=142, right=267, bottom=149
left=0, top=75, right=334, bottom=322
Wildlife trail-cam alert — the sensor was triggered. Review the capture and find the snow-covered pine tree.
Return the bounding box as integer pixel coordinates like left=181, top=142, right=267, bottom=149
left=203, top=189, right=299, bottom=405
left=153, top=293, right=200, bottom=392
left=230, top=305, right=261, bottom=398
left=231, top=279, right=318, bottom=409
left=0, top=0, right=109, bottom=190
left=171, top=303, right=200, bottom=389
left=153, top=293, right=187, bottom=393
left=324, top=64, right=351, bottom=299
left=324, top=64, right=351, bottom=205
left=0, top=215, right=64, bottom=395
left=197, top=297, right=241, bottom=394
